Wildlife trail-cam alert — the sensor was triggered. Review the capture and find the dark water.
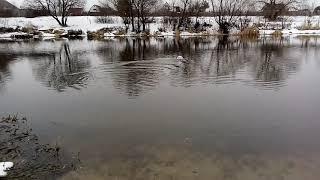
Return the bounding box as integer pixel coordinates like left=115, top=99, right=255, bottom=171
left=1, top=36, right=320, bottom=179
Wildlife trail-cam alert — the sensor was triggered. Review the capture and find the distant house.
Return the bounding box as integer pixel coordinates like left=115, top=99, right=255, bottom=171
left=314, top=6, right=320, bottom=15
left=300, top=9, right=312, bottom=16
left=69, top=8, right=84, bottom=16
left=157, top=2, right=170, bottom=14
left=155, top=2, right=174, bottom=15
left=88, top=5, right=114, bottom=16
left=261, top=3, right=288, bottom=20
left=290, top=9, right=312, bottom=16
left=163, top=2, right=170, bottom=12
left=0, top=0, right=19, bottom=17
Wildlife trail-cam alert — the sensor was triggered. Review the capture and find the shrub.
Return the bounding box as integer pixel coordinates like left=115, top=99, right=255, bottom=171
left=53, top=29, right=65, bottom=35
left=96, top=16, right=114, bottom=24
left=87, top=31, right=103, bottom=40
left=67, top=30, right=83, bottom=36
left=297, top=20, right=320, bottom=30
left=272, top=30, right=283, bottom=37
left=0, top=27, right=17, bottom=33
left=239, top=27, right=260, bottom=38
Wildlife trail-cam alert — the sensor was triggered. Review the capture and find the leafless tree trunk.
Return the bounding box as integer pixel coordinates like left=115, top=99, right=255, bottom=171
left=102, top=0, right=135, bottom=32
left=106, top=0, right=157, bottom=33
left=189, top=0, right=209, bottom=23
left=26, top=0, right=84, bottom=27
left=209, top=0, right=251, bottom=34
left=178, top=0, right=191, bottom=29
left=129, top=0, right=135, bottom=32
left=134, top=0, right=157, bottom=32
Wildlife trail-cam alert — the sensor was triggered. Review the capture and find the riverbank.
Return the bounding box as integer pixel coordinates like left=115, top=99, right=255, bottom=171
left=1, top=16, right=320, bottom=40
left=0, top=115, right=78, bottom=179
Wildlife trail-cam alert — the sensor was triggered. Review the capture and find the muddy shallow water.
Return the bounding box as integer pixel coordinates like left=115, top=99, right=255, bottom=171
left=1, top=36, right=320, bottom=179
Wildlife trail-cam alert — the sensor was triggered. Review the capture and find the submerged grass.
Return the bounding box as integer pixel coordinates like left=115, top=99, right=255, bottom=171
left=0, top=115, right=79, bottom=179
left=62, top=144, right=320, bottom=180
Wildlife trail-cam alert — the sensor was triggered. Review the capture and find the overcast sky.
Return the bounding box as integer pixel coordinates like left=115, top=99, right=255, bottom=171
left=7, top=0, right=320, bottom=10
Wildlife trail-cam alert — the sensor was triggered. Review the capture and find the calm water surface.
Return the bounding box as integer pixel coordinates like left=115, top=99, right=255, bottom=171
left=1, top=37, right=320, bottom=179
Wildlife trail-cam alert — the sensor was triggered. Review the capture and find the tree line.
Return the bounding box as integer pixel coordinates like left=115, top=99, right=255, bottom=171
left=24, top=0, right=304, bottom=33
left=102, top=0, right=301, bottom=34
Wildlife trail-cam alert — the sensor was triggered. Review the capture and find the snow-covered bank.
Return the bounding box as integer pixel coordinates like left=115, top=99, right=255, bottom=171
left=0, top=16, right=122, bottom=32
left=1, top=16, right=320, bottom=39
left=261, top=29, right=320, bottom=35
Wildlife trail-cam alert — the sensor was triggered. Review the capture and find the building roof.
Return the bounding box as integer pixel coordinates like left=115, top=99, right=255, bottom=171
left=262, top=3, right=287, bottom=12
left=89, top=5, right=102, bottom=12
left=314, top=6, right=320, bottom=14
left=0, top=0, right=19, bottom=10
left=88, top=5, right=114, bottom=14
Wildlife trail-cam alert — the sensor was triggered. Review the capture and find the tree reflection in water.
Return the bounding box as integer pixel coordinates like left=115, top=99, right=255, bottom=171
left=0, top=54, right=16, bottom=93
left=100, top=36, right=305, bottom=96
left=32, top=43, right=91, bottom=92
left=0, top=37, right=310, bottom=95
left=112, top=38, right=161, bottom=97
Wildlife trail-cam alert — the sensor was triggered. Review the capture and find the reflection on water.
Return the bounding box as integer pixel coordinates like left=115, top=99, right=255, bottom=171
left=31, top=43, right=91, bottom=92
left=0, top=53, right=16, bottom=93
left=0, top=37, right=312, bottom=94
left=1, top=36, right=320, bottom=179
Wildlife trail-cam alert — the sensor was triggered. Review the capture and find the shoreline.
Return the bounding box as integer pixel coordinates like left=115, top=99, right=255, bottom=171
left=1, top=30, right=320, bottom=41
left=1, top=16, right=320, bottom=40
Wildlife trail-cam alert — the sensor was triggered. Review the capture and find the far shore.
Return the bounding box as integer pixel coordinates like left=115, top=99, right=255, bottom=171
left=1, top=16, right=320, bottom=40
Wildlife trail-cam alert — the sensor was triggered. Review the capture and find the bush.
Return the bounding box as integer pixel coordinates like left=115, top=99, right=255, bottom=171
left=272, top=30, right=283, bottom=37
left=96, top=16, right=114, bottom=24
left=158, top=27, right=165, bottom=32
left=87, top=31, right=103, bottom=40
left=239, top=27, right=260, bottom=38
left=10, top=33, right=33, bottom=39
left=297, top=20, right=320, bottom=30
left=0, top=27, right=18, bottom=33
left=67, top=30, right=83, bottom=36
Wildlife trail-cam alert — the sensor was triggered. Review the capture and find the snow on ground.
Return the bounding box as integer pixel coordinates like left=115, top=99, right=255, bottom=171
left=0, top=16, right=320, bottom=38
left=0, top=162, right=14, bottom=177
left=0, top=16, right=123, bottom=32
left=0, top=32, right=27, bottom=38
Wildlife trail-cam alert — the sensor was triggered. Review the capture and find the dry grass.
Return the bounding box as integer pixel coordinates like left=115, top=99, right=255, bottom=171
left=238, top=27, right=260, bottom=38
left=272, top=30, right=283, bottom=37
left=297, top=21, right=320, bottom=30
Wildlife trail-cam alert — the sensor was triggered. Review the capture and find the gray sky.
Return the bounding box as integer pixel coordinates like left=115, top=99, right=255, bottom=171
left=7, top=0, right=320, bottom=10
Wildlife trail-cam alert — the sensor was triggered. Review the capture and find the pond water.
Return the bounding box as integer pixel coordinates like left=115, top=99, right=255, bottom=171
left=1, top=36, right=320, bottom=179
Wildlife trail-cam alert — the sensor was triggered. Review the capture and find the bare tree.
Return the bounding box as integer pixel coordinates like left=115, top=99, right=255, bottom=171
left=189, top=0, right=210, bottom=23
left=177, top=0, right=192, bottom=29
left=103, top=0, right=136, bottom=32
left=102, top=0, right=133, bottom=32
left=133, top=0, right=158, bottom=32
left=26, top=0, right=85, bottom=27
left=259, top=0, right=300, bottom=21
left=210, top=0, right=252, bottom=34
left=104, top=0, right=158, bottom=33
